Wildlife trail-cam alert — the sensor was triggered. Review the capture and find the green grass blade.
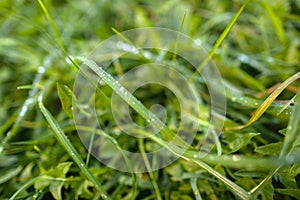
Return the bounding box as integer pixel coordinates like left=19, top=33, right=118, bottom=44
left=183, top=153, right=251, bottom=200
left=280, top=87, right=300, bottom=158
left=38, top=0, right=66, bottom=52
left=190, top=0, right=250, bottom=80
left=74, top=125, right=137, bottom=199
left=172, top=12, right=187, bottom=63
left=37, top=94, right=111, bottom=200
left=85, top=124, right=96, bottom=166
left=9, top=177, right=40, bottom=200
left=138, top=138, right=162, bottom=200
left=0, top=166, right=22, bottom=185
left=82, top=58, right=189, bottom=148
left=0, top=63, right=48, bottom=151
left=131, top=129, right=251, bottom=199
left=262, top=0, right=286, bottom=44
left=190, top=178, right=203, bottom=200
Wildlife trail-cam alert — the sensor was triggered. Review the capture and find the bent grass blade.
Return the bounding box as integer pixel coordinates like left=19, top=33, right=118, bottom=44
left=226, top=72, right=300, bottom=131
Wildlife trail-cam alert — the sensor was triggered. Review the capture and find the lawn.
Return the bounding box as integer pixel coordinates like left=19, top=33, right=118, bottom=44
left=0, top=0, right=300, bottom=199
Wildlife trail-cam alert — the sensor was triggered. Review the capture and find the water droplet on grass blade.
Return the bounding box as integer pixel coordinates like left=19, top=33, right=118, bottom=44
left=37, top=66, right=46, bottom=74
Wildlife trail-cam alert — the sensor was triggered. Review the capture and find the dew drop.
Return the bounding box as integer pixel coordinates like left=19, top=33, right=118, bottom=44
left=38, top=66, right=46, bottom=74
left=193, top=154, right=198, bottom=158
left=232, top=155, right=240, bottom=162
left=112, top=139, right=117, bottom=144
left=100, top=194, right=108, bottom=199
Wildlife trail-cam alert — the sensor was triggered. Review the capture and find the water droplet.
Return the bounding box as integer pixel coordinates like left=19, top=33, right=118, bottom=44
left=232, top=97, right=236, bottom=101
left=80, top=163, right=84, bottom=167
left=38, top=95, right=43, bottom=102
left=232, top=155, right=240, bottom=162
left=38, top=66, right=46, bottom=73
left=193, top=154, right=198, bottom=158
left=112, top=139, right=117, bottom=144
left=100, top=194, right=108, bottom=199
left=237, top=54, right=249, bottom=63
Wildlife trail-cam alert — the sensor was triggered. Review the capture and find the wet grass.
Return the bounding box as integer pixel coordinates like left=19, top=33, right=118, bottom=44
left=0, top=0, right=300, bottom=199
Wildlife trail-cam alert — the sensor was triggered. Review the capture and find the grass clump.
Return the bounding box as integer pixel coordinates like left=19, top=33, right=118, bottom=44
left=0, top=0, right=300, bottom=199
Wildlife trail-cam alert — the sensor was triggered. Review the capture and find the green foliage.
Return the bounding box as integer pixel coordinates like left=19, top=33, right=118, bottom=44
left=57, top=83, right=74, bottom=119
left=0, top=0, right=299, bottom=199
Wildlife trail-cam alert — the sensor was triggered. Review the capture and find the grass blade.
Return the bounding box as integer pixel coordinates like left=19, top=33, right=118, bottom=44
left=38, top=0, right=66, bottom=52
left=138, top=138, right=162, bottom=200
left=38, top=94, right=111, bottom=200
left=82, top=58, right=189, bottom=148
left=0, top=62, right=49, bottom=151
left=262, top=0, right=286, bottom=44
left=280, top=87, right=300, bottom=158
left=226, top=72, right=300, bottom=130
left=9, top=177, right=40, bottom=200
left=190, top=0, right=250, bottom=80
left=190, top=178, right=203, bottom=200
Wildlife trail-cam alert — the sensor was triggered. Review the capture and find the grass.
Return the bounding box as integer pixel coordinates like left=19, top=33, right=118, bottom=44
left=0, top=0, right=300, bottom=199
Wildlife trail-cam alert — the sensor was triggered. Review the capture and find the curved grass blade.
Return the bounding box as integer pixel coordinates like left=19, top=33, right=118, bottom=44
left=9, top=177, right=40, bottom=200
left=38, top=94, right=111, bottom=200
left=226, top=72, right=300, bottom=130
left=190, top=178, right=203, bottom=200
